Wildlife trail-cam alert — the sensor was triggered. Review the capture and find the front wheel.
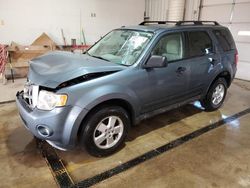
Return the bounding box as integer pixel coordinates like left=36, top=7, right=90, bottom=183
left=80, top=106, right=130, bottom=157
left=201, top=78, right=227, bottom=111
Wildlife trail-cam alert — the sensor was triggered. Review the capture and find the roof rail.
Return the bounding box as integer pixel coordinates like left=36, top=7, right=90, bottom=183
left=139, top=21, right=178, bottom=25
left=176, top=21, right=219, bottom=26
left=139, top=20, right=219, bottom=26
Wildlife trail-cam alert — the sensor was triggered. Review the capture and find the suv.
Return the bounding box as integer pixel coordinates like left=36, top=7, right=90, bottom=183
left=16, top=21, right=237, bottom=157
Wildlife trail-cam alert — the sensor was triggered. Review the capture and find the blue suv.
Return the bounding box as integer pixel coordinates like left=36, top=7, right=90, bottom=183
left=16, top=21, right=237, bottom=156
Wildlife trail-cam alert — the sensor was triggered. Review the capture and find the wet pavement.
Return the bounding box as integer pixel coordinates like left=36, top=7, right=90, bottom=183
left=0, top=79, right=249, bottom=187
left=95, top=114, right=250, bottom=188
left=0, top=103, right=56, bottom=188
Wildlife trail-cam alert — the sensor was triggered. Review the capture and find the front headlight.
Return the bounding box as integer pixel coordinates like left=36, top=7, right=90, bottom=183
left=37, top=90, right=68, bottom=111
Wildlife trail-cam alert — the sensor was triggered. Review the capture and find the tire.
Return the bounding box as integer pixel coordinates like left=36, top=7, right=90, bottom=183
left=80, top=105, right=130, bottom=157
left=201, top=78, right=227, bottom=112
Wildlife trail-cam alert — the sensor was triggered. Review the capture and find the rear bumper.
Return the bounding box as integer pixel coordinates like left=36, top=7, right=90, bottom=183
left=16, top=91, right=87, bottom=150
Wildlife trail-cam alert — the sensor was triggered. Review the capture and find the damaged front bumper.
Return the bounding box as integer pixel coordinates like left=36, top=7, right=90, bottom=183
left=16, top=91, right=86, bottom=150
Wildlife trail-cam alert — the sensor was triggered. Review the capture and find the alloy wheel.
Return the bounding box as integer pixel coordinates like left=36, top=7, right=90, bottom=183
left=93, top=116, right=124, bottom=149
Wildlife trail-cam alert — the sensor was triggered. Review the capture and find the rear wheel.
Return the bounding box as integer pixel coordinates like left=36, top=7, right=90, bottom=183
left=201, top=78, right=227, bottom=111
left=80, top=106, right=130, bottom=157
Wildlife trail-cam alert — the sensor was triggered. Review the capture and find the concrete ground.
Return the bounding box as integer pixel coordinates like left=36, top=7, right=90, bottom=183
left=0, top=78, right=26, bottom=103
left=0, top=79, right=249, bottom=188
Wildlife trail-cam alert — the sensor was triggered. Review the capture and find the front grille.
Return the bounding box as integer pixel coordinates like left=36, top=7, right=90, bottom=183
left=23, top=82, right=39, bottom=108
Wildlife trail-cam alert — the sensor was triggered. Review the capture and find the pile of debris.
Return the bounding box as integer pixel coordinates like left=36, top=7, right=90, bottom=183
left=5, top=33, right=57, bottom=79
left=2, top=31, right=91, bottom=84
left=0, top=44, right=8, bottom=84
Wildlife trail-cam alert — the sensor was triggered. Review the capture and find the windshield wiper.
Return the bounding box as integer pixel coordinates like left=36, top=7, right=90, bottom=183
left=85, top=52, right=110, bottom=62
left=92, top=55, right=110, bottom=62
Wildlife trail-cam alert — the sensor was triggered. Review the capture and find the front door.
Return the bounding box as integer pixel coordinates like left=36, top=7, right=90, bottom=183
left=138, top=32, right=191, bottom=113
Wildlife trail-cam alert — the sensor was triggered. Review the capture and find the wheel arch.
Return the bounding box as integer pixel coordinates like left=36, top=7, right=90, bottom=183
left=209, top=71, right=232, bottom=90
left=76, top=98, right=135, bottom=139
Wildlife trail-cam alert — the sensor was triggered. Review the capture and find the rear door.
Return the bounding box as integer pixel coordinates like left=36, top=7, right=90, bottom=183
left=185, top=30, right=219, bottom=97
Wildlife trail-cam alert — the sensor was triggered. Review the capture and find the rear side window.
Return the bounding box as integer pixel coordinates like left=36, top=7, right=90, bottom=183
left=213, top=29, right=235, bottom=51
left=187, top=31, right=213, bottom=57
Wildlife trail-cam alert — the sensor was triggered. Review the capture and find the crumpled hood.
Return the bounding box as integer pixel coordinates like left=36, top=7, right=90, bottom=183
left=28, top=51, right=125, bottom=88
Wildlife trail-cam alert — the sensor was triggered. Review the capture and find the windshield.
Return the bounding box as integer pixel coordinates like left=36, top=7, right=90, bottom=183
left=87, top=30, right=153, bottom=66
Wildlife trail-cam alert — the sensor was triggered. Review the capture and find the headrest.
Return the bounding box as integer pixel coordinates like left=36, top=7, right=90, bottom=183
left=166, top=38, right=179, bottom=55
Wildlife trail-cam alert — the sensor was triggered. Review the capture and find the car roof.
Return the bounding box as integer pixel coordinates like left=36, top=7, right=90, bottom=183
left=120, top=23, right=227, bottom=34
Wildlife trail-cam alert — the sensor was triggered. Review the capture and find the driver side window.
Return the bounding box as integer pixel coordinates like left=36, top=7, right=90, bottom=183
left=152, top=33, right=184, bottom=62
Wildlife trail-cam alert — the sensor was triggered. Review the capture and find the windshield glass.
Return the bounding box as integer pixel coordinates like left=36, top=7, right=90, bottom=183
left=87, top=30, right=153, bottom=66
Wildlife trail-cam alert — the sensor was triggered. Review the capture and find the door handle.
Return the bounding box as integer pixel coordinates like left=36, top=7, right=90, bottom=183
left=208, top=57, right=217, bottom=65
left=176, top=67, right=186, bottom=73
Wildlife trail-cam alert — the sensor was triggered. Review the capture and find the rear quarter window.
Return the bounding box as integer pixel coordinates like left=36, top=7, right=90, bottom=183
left=213, top=29, right=236, bottom=51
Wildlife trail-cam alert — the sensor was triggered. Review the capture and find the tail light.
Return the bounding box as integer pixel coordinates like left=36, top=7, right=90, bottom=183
left=235, top=50, right=239, bottom=66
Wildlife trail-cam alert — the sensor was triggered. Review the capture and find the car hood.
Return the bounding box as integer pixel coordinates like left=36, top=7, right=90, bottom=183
left=28, top=51, right=125, bottom=88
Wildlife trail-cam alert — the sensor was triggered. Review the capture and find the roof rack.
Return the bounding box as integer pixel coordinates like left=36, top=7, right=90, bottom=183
left=139, top=20, right=219, bottom=26
left=176, top=21, right=219, bottom=26
left=139, top=21, right=178, bottom=25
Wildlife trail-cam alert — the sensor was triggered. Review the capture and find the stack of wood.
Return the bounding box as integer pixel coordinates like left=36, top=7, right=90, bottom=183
left=6, top=33, right=57, bottom=79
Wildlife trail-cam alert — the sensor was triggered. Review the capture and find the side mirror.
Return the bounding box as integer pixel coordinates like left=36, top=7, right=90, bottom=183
left=143, top=55, right=168, bottom=69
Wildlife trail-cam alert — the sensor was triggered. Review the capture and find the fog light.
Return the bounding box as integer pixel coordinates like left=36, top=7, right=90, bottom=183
left=37, top=125, right=52, bottom=137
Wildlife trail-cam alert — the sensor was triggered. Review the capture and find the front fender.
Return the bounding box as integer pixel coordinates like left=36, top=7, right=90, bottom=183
left=59, top=84, right=141, bottom=146
left=76, top=85, right=140, bottom=115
